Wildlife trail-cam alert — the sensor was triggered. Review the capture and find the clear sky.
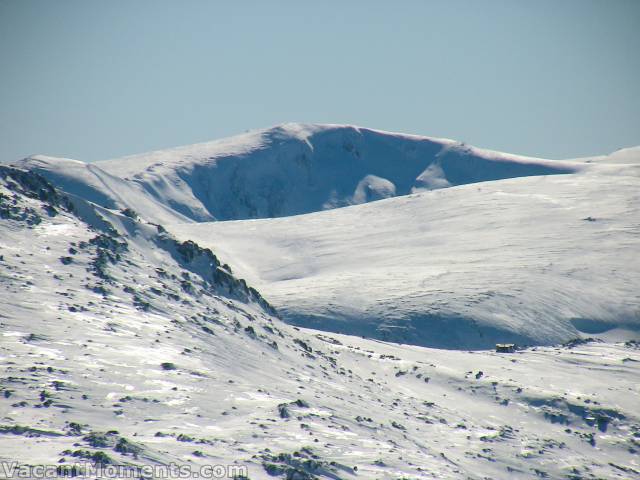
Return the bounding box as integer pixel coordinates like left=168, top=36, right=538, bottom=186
left=1, top=0, right=638, bottom=162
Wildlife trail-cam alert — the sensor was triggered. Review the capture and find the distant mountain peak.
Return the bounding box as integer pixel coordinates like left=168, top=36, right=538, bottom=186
left=17, top=124, right=635, bottom=225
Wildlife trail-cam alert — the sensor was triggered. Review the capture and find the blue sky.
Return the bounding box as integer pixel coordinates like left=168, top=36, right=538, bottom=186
left=1, top=0, right=638, bottom=161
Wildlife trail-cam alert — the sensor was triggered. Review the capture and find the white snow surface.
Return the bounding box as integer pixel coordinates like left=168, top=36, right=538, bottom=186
left=9, top=124, right=640, bottom=349
left=1, top=127, right=639, bottom=478
left=15, top=123, right=581, bottom=222
left=171, top=161, right=640, bottom=349
left=16, top=155, right=196, bottom=225
left=0, top=168, right=639, bottom=478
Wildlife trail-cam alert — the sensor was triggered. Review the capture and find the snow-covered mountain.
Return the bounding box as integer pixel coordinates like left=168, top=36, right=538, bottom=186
left=10, top=124, right=640, bottom=350
left=1, top=165, right=639, bottom=478
left=16, top=123, right=580, bottom=222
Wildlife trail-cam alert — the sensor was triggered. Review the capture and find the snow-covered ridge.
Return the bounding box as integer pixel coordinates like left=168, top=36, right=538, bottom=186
left=14, top=123, right=585, bottom=222
left=577, top=145, right=640, bottom=164
left=15, top=155, right=199, bottom=225
left=1, top=166, right=639, bottom=478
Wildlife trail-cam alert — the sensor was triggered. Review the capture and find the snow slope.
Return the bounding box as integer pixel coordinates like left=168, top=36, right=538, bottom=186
left=14, top=155, right=203, bottom=225
left=578, top=145, right=640, bottom=164
left=1, top=166, right=639, bottom=479
left=15, top=124, right=580, bottom=222
left=171, top=161, right=640, bottom=349
left=9, top=124, right=639, bottom=350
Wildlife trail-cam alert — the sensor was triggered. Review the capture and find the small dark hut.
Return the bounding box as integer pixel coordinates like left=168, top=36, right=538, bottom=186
left=495, top=343, right=516, bottom=353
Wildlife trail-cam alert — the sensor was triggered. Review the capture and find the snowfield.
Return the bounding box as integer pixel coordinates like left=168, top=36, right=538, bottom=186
left=14, top=123, right=640, bottom=349
left=1, top=124, right=640, bottom=478
left=171, top=160, right=640, bottom=349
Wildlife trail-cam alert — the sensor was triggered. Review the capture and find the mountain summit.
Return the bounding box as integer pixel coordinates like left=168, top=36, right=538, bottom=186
left=17, top=123, right=579, bottom=223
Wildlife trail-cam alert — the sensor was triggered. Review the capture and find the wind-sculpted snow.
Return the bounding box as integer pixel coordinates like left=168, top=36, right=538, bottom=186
left=9, top=125, right=639, bottom=351
left=15, top=124, right=580, bottom=222
left=1, top=166, right=640, bottom=478
left=13, top=155, right=205, bottom=225
left=172, top=160, right=640, bottom=349
left=101, top=124, right=581, bottom=220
